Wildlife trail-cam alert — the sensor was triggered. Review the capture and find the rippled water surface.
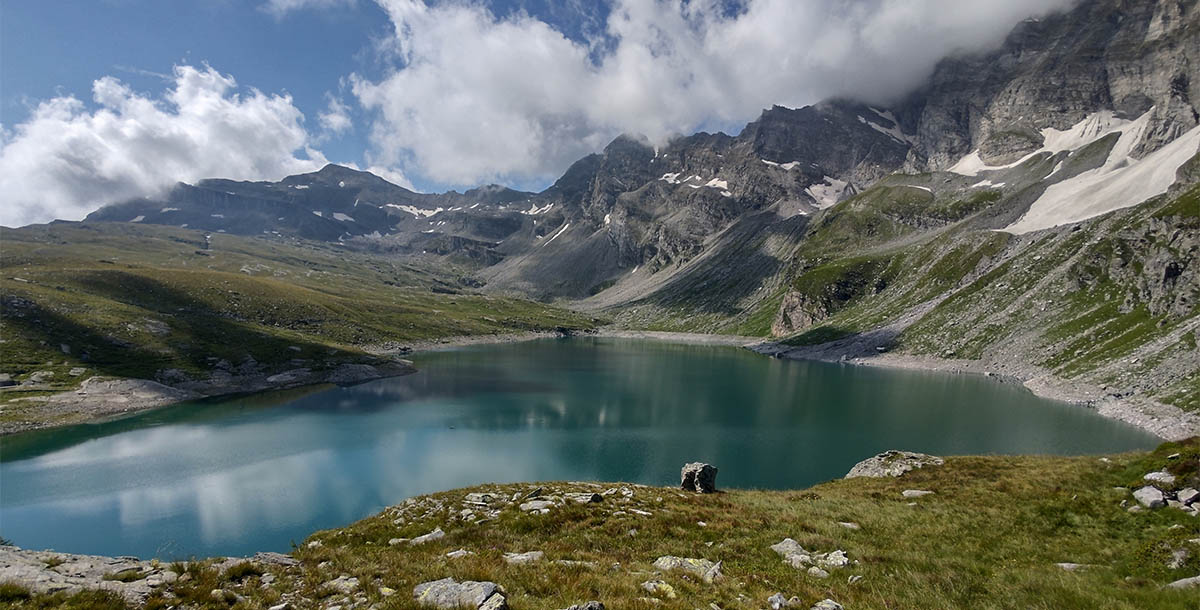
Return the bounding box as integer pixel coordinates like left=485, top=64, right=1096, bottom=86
left=0, top=338, right=1159, bottom=558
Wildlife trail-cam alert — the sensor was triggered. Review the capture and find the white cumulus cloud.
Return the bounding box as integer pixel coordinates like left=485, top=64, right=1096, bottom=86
left=0, top=65, right=328, bottom=227
left=319, top=95, right=354, bottom=136
left=354, top=0, right=1077, bottom=187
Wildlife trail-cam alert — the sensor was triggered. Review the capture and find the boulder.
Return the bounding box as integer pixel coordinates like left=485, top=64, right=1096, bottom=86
left=1133, top=486, right=1167, bottom=509
left=1164, top=575, right=1200, bottom=589
left=902, top=489, right=935, bottom=498
left=410, top=528, right=446, bottom=545
left=681, top=462, right=718, bottom=493
left=811, top=601, right=844, bottom=610
left=252, top=552, right=299, bottom=567
left=27, top=371, right=54, bottom=384
left=519, top=500, right=556, bottom=513
left=0, top=373, right=13, bottom=387
left=640, top=579, right=677, bottom=599
left=503, top=551, right=544, bottom=565
left=560, top=603, right=605, bottom=610
left=845, top=450, right=944, bottom=478
left=564, top=492, right=603, bottom=504
left=464, top=493, right=497, bottom=505
left=413, top=578, right=506, bottom=609
left=1177, top=488, right=1199, bottom=506
left=652, top=556, right=722, bottom=583
left=479, top=593, right=507, bottom=610
left=768, top=593, right=802, bottom=609
left=770, top=539, right=854, bottom=572
left=325, top=576, right=359, bottom=594
left=1144, top=471, right=1177, bottom=485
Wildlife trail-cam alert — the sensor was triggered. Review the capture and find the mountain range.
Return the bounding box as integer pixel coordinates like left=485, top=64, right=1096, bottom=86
left=7, top=0, right=1200, bottom=435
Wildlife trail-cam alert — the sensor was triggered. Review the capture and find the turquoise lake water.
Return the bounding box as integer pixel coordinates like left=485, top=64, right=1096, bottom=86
left=0, top=338, right=1159, bottom=559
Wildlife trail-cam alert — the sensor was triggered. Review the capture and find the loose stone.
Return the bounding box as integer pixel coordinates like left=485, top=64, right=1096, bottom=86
left=503, top=551, right=544, bottom=565
left=410, top=528, right=446, bottom=545
left=1133, top=486, right=1167, bottom=509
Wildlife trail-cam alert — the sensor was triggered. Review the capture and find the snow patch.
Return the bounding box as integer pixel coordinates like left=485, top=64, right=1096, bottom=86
left=704, top=178, right=729, bottom=190
left=971, top=180, right=1006, bottom=189
left=804, top=176, right=849, bottom=209
left=762, top=159, right=802, bottom=170
left=904, top=185, right=933, bottom=194
left=312, top=211, right=323, bottom=217
left=210, top=214, right=224, bottom=218
left=521, top=202, right=555, bottom=215
left=338, top=181, right=345, bottom=188
left=129, top=215, right=145, bottom=222
left=385, top=204, right=442, bottom=218
left=542, top=223, right=570, bottom=247
left=160, top=207, right=179, bottom=213
left=1004, top=122, right=1200, bottom=234
left=949, top=110, right=1151, bottom=176
left=292, top=184, right=309, bottom=190
left=332, top=212, right=354, bottom=222
left=660, top=172, right=682, bottom=184
left=604, top=213, right=611, bottom=226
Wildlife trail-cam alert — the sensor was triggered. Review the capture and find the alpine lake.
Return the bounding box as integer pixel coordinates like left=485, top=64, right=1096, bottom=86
left=0, top=337, right=1159, bottom=559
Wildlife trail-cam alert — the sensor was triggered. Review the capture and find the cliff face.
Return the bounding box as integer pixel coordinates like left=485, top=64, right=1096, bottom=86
left=898, top=0, right=1200, bottom=169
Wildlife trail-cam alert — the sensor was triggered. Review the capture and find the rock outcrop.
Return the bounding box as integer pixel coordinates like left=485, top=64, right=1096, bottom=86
left=681, top=462, right=719, bottom=493
left=413, top=578, right=507, bottom=610
left=845, top=450, right=944, bottom=478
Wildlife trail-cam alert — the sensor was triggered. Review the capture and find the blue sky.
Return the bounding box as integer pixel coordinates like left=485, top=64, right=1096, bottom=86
left=5, top=0, right=407, bottom=171
left=0, top=0, right=1073, bottom=227
left=1, top=0, right=618, bottom=179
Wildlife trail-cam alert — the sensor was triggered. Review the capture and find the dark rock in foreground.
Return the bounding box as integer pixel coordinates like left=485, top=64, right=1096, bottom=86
left=681, top=462, right=718, bottom=493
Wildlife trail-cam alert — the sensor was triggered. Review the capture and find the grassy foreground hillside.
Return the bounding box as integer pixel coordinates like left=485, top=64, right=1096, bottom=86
left=0, top=222, right=601, bottom=430
left=6, top=439, right=1198, bottom=610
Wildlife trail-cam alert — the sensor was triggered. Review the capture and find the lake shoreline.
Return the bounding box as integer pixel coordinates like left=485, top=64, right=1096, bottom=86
left=578, top=328, right=1197, bottom=441
left=1, top=331, right=575, bottom=436
left=6, top=327, right=1194, bottom=440
left=747, top=339, right=1200, bottom=442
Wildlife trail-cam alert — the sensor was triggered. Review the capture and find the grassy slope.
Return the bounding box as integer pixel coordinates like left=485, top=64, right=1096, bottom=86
left=0, top=222, right=601, bottom=427
left=614, top=174, right=1199, bottom=412
left=8, top=439, right=1199, bottom=610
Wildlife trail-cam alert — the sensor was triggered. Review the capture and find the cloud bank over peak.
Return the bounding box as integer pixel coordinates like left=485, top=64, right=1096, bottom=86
left=0, top=65, right=328, bottom=227
left=354, top=0, right=1077, bottom=187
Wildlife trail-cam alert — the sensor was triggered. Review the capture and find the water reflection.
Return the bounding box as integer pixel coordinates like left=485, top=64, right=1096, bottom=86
left=0, top=338, right=1159, bottom=559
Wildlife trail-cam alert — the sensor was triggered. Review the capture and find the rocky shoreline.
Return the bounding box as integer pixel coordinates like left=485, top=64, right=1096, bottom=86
left=749, top=340, right=1200, bottom=442
left=0, top=330, right=586, bottom=436
left=0, top=360, right=416, bottom=436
